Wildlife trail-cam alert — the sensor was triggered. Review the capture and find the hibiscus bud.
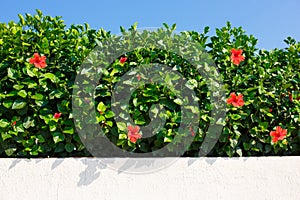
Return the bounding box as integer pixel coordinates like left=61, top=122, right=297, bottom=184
left=119, top=57, right=127, bottom=64
left=53, top=112, right=62, bottom=119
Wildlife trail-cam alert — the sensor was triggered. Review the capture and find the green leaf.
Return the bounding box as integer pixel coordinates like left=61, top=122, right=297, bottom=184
left=7, top=68, right=17, bottom=79
left=42, top=73, right=57, bottom=83
left=174, top=98, right=183, bottom=105
left=26, top=68, right=37, bottom=77
left=13, top=84, right=24, bottom=90
left=117, top=140, right=126, bottom=146
left=49, top=121, right=57, bottom=131
left=134, top=115, right=146, bottom=125
left=17, top=90, right=27, bottom=98
left=4, top=147, right=17, bottom=156
left=3, top=100, right=13, bottom=108
left=243, top=142, right=250, bottom=151
left=6, top=91, right=17, bottom=97
left=23, top=116, right=35, bottom=129
left=12, top=99, right=27, bottom=110
left=18, top=14, right=25, bottom=25
left=133, top=98, right=138, bottom=107
left=36, top=135, right=45, bottom=143
left=117, top=122, right=127, bottom=131
left=201, top=114, right=209, bottom=122
left=0, top=119, right=10, bottom=128
left=164, top=136, right=172, bottom=143
left=236, top=147, right=243, bottom=156
left=15, top=124, right=24, bottom=132
left=31, top=93, right=44, bottom=100
left=165, top=73, right=172, bottom=86
left=105, top=110, right=114, bottom=118
left=119, top=133, right=127, bottom=140
left=41, top=37, right=49, bottom=50
left=1, top=132, right=12, bottom=141
left=57, top=100, right=69, bottom=113
left=186, top=79, right=198, bottom=90
left=162, top=23, right=169, bottom=29
left=8, top=131, right=19, bottom=138
left=160, top=98, right=177, bottom=110
left=27, top=81, right=38, bottom=89
left=49, top=90, right=65, bottom=99
left=65, top=143, right=75, bottom=153
left=231, top=114, right=241, bottom=120
left=97, top=102, right=107, bottom=112
left=54, top=143, right=65, bottom=153
left=36, top=9, right=43, bottom=17
left=53, top=132, right=65, bottom=144
left=63, top=127, right=74, bottom=135
left=171, top=24, right=177, bottom=31
left=259, top=122, right=269, bottom=131
left=106, top=121, right=113, bottom=127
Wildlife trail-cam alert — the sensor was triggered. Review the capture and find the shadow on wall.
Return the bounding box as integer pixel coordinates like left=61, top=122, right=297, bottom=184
left=7, top=157, right=159, bottom=186
left=7, top=156, right=245, bottom=186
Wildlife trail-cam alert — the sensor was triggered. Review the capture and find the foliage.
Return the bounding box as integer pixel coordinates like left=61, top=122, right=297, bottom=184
left=0, top=10, right=109, bottom=157
left=0, top=11, right=300, bottom=157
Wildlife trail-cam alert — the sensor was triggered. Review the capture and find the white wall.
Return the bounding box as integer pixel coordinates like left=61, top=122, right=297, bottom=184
left=1, top=157, right=300, bottom=200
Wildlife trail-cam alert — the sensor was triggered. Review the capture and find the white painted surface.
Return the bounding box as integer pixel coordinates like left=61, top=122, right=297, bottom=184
left=0, top=157, right=300, bottom=200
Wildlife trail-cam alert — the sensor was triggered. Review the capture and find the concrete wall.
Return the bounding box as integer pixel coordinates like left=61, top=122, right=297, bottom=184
left=1, top=157, right=300, bottom=200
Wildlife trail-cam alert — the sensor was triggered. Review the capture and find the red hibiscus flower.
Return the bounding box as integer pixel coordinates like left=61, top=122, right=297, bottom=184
left=269, top=108, right=273, bottom=113
left=227, top=92, right=244, bottom=107
left=29, top=53, right=47, bottom=68
left=119, top=57, right=127, bottom=64
left=127, top=125, right=142, bottom=143
left=137, top=74, right=141, bottom=81
left=230, top=48, right=245, bottom=65
left=53, top=112, right=62, bottom=119
left=270, top=126, right=287, bottom=143
left=12, top=121, right=17, bottom=126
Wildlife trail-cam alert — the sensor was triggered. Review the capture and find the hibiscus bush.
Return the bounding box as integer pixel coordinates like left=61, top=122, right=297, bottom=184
left=204, top=23, right=300, bottom=156
left=0, top=11, right=300, bottom=157
left=0, top=10, right=108, bottom=157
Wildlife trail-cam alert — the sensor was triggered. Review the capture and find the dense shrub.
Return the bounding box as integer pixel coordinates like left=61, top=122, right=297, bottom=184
left=0, top=10, right=299, bottom=157
left=0, top=10, right=109, bottom=157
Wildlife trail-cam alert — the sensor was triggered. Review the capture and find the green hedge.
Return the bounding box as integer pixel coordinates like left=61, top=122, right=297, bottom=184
left=0, top=10, right=299, bottom=157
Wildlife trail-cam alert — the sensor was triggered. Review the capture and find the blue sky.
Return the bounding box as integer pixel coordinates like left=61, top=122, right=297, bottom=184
left=0, top=0, right=299, bottom=50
